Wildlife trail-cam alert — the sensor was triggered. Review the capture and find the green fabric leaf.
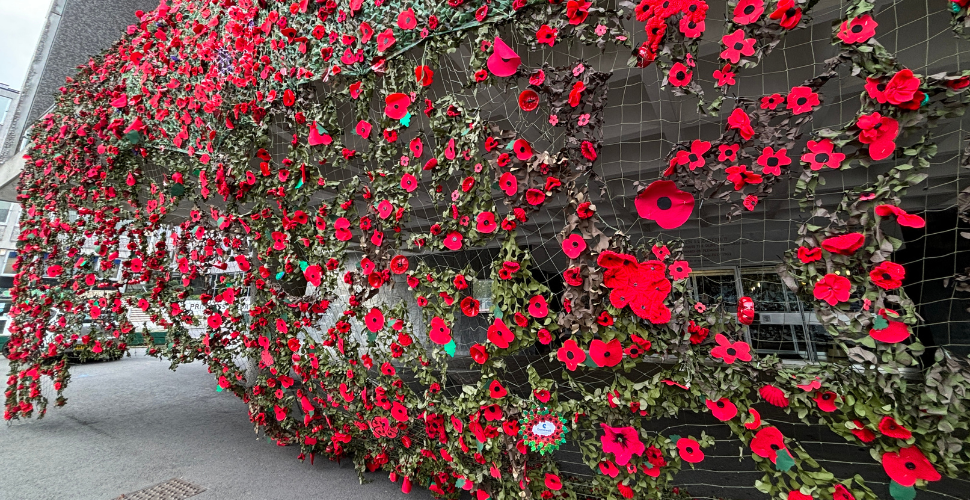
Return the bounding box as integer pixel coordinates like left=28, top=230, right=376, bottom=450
left=400, top=112, right=411, bottom=127
left=443, top=339, right=456, bottom=357
left=774, top=449, right=795, bottom=472
left=299, top=261, right=309, bottom=272
left=890, top=481, right=916, bottom=500
left=170, top=184, right=185, bottom=196
left=583, top=355, right=599, bottom=368
left=276, top=272, right=285, bottom=280
left=874, top=315, right=889, bottom=330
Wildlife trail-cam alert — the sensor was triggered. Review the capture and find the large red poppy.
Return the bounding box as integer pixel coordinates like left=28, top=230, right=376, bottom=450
left=562, top=234, right=587, bottom=259
left=487, top=318, right=515, bottom=348
left=733, top=0, right=764, bottom=24
left=385, top=93, right=410, bottom=119
left=518, top=90, right=539, bottom=111
left=528, top=295, right=548, bottom=318
left=813, top=273, right=851, bottom=306
left=429, top=316, right=452, bottom=344
left=869, top=311, right=911, bottom=343
left=870, top=261, right=905, bottom=290
left=476, top=212, right=497, bottom=233
left=365, top=307, right=385, bottom=332
left=882, top=446, right=941, bottom=486
left=634, top=180, right=694, bottom=229
left=710, top=333, right=752, bottom=364
left=461, top=297, right=480, bottom=317
left=487, top=37, right=520, bottom=77
left=821, top=233, right=865, bottom=255
left=838, top=15, right=878, bottom=44
left=705, top=398, right=738, bottom=421
left=750, top=426, right=786, bottom=463
left=677, top=437, right=704, bottom=463
left=884, top=69, right=921, bottom=106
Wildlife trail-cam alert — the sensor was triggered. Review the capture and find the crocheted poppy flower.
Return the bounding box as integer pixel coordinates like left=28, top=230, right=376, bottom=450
left=884, top=69, right=921, bottom=106
left=787, top=86, right=819, bottom=115
left=334, top=217, right=353, bottom=241
left=679, top=16, right=705, bottom=38
left=728, top=108, right=755, bottom=140
left=634, top=180, right=695, bottom=229
left=562, top=234, right=587, bottom=259
left=525, top=189, right=546, bottom=206
left=566, top=0, right=591, bottom=24
left=598, top=460, right=619, bottom=478
left=705, top=398, right=738, bottom=421
left=668, top=62, right=692, bottom=87
left=365, top=307, right=385, bottom=332
left=870, top=261, right=905, bottom=290
left=751, top=426, right=787, bottom=462
left=874, top=204, right=926, bottom=228
left=528, top=295, right=548, bottom=318
left=487, top=318, right=515, bottom=348
left=757, top=147, right=790, bottom=175
left=813, top=391, right=839, bottom=412
left=536, top=25, right=557, bottom=46
left=838, top=14, right=878, bottom=44
left=429, top=316, right=452, bottom=345
left=759, top=385, right=790, bottom=407
left=721, top=30, right=756, bottom=63
left=589, top=338, right=623, bottom=367
left=563, top=266, right=583, bottom=286
left=600, top=424, right=645, bottom=465
left=711, top=333, right=753, bottom=364
left=850, top=420, right=876, bottom=442
left=882, top=446, right=941, bottom=487
left=802, top=139, right=845, bottom=170
left=499, top=172, right=518, bottom=196
left=869, top=311, right=911, bottom=343
left=557, top=339, right=586, bottom=370
left=832, top=484, right=855, bottom=500
left=744, top=408, right=762, bottom=429
left=770, top=0, right=802, bottom=29
left=489, top=379, right=508, bottom=398
left=518, top=89, right=539, bottom=111
left=733, top=0, right=764, bottom=24
left=443, top=231, right=463, bottom=251
left=476, top=212, right=497, bottom=233
left=822, top=233, right=865, bottom=255
left=878, top=416, right=912, bottom=439
left=677, top=438, right=704, bottom=463
left=487, top=37, right=520, bottom=77
left=581, top=140, right=598, bottom=161
left=797, top=247, right=822, bottom=263
left=814, top=273, right=851, bottom=306
left=400, top=173, right=418, bottom=192
left=669, top=260, right=691, bottom=280
left=761, top=93, right=784, bottom=110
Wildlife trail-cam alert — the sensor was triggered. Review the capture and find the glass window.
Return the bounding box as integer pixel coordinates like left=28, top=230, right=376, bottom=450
left=2, top=251, right=16, bottom=275
left=0, top=201, right=11, bottom=224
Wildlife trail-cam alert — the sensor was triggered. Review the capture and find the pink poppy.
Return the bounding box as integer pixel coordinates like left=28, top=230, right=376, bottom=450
left=562, top=234, right=587, bottom=259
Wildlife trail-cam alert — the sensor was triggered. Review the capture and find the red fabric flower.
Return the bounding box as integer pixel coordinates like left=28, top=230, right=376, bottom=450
left=727, top=108, right=755, bottom=140
left=443, top=231, right=463, bottom=250
left=537, top=25, right=557, bottom=46
left=679, top=16, right=705, bottom=38
left=851, top=420, right=876, bottom=443
left=487, top=318, right=515, bottom=348
left=528, top=295, right=548, bottom=318
left=634, top=180, right=695, bottom=229
left=719, top=143, right=740, bottom=162
left=711, top=333, right=752, bottom=364
left=668, top=62, right=692, bottom=87
left=562, top=234, right=587, bottom=259
left=489, top=380, right=508, bottom=398
left=757, top=147, right=790, bottom=175
left=838, top=14, right=878, bottom=44
left=470, top=343, right=488, bottom=364
left=487, top=37, right=520, bottom=77
left=544, top=473, right=562, bottom=491
left=869, top=311, right=911, bottom=343
left=461, top=297, right=481, bottom=317
left=705, top=398, right=738, bottom=421
left=769, top=0, right=802, bottom=29
left=677, top=437, right=704, bottom=463
left=400, top=173, right=418, bottom=192
left=884, top=69, right=921, bottom=106
left=821, top=233, right=865, bottom=255
left=670, top=140, right=711, bottom=173
left=797, top=247, right=822, bottom=263
left=750, top=426, right=786, bottom=463
left=733, top=0, right=764, bottom=25
left=833, top=484, right=856, bottom=500
left=875, top=204, right=925, bottom=228
left=557, top=339, right=586, bottom=370
left=429, top=316, right=452, bottom=344
left=759, top=385, right=790, bottom=407
left=878, top=415, right=912, bottom=439
left=882, top=446, right=941, bottom=487
left=870, top=261, right=905, bottom=290
left=787, top=86, right=819, bottom=115
left=761, top=93, right=784, bottom=110
left=566, top=0, right=591, bottom=25
left=725, top=164, right=762, bottom=190
left=385, top=93, right=410, bottom=120
left=589, top=338, right=623, bottom=367
left=813, top=391, right=838, bottom=412
left=499, top=172, right=517, bottom=196
left=600, top=424, right=645, bottom=465
left=476, top=212, right=497, bottom=233
left=813, top=273, right=851, bottom=306
left=518, top=89, right=539, bottom=111
left=720, top=30, right=756, bottom=63
left=415, top=65, right=433, bottom=86
left=857, top=112, right=898, bottom=160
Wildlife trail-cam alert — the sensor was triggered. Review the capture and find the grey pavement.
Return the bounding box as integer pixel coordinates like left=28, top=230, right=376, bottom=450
left=0, top=349, right=430, bottom=500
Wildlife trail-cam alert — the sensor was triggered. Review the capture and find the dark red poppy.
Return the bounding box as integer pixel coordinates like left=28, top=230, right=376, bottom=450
left=581, top=140, right=598, bottom=161
left=838, top=14, right=878, bottom=44
left=487, top=37, right=520, bottom=77
left=813, top=391, right=839, bottom=412
left=283, top=89, right=296, bottom=107
left=787, top=86, right=819, bottom=115
left=557, top=339, right=586, bottom=370
left=565, top=0, right=591, bottom=24
left=634, top=180, right=695, bottom=229
left=489, top=380, right=507, bottom=399
left=589, top=338, right=622, bottom=367
left=797, top=247, right=821, bottom=264
left=751, top=426, right=787, bottom=462
left=882, top=446, right=941, bottom=486
left=878, top=416, right=912, bottom=439
left=415, top=65, right=433, bottom=87
left=870, top=261, right=904, bottom=290
left=518, top=89, right=539, bottom=111
left=677, top=438, right=704, bottom=463
left=705, top=398, right=738, bottom=421
left=821, top=233, right=865, bottom=255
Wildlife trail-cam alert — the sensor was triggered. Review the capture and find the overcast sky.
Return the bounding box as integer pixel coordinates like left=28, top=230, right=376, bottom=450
left=0, top=0, right=50, bottom=90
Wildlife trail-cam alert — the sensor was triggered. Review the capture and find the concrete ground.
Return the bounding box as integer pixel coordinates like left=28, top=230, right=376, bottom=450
left=0, top=349, right=429, bottom=500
